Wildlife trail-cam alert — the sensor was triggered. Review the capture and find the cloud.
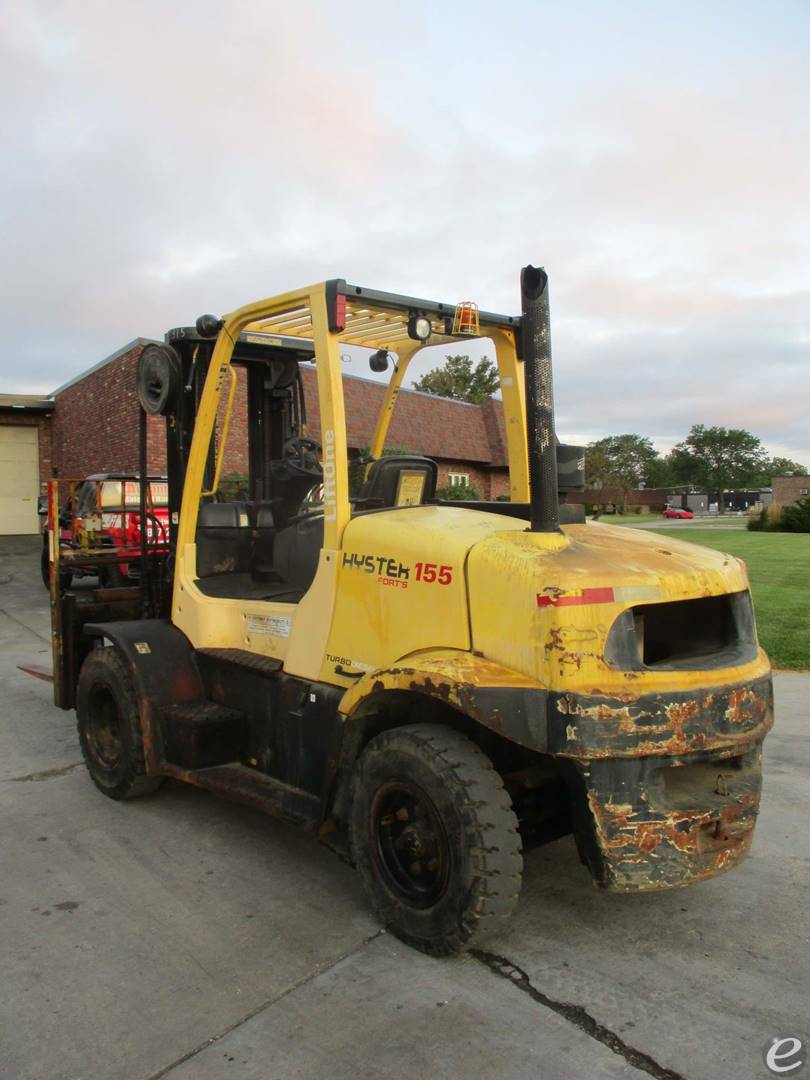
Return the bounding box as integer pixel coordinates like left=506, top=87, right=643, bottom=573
left=0, top=1, right=807, bottom=468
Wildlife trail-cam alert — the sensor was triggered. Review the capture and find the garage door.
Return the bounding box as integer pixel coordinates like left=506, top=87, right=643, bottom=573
left=0, top=426, right=40, bottom=535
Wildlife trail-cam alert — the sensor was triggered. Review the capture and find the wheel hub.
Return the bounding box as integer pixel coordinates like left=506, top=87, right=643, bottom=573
left=87, top=685, right=124, bottom=768
left=371, top=781, right=450, bottom=909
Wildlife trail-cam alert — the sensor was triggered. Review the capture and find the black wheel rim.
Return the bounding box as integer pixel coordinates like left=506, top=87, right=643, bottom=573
left=371, top=781, right=450, bottom=909
left=86, top=684, right=124, bottom=768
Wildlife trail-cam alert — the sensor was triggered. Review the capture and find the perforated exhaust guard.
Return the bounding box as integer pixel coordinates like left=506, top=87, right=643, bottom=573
left=520, top=265, right=560, bottom=533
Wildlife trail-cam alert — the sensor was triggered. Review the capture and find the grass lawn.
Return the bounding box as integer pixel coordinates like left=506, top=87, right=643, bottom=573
left=598, top=513, right=748, bottom=529
left=595, top=512, right=663, bottom=524
left=642, top=527, right=810, bottom=671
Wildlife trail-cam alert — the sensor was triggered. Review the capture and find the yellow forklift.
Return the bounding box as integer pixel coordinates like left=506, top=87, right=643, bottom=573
left=44, top=267, right=773, bottom=955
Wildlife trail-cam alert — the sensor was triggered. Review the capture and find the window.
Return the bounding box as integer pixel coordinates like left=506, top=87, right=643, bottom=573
left=448, top=472, right=469, bottom=486
left=800, top=488, right=809, bottom=495
left=75, top=481, right=97, bottom=517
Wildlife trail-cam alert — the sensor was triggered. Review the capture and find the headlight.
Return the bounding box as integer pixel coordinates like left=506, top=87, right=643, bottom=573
left=407, top=314, right=432, bottom=341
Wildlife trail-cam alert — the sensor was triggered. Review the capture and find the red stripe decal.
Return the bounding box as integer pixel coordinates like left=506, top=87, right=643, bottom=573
left=537, top=587, right=615, bottom=608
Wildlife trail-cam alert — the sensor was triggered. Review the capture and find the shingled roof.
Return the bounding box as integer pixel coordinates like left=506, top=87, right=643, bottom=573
left=300, top=365, right=505, bottom=464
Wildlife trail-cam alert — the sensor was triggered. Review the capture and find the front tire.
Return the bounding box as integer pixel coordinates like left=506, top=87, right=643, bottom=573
left=41, top=545, right=71, bottom=591
left=350, top=724, right=522, bottom=956
left=76, top=647, right=163, bottom=800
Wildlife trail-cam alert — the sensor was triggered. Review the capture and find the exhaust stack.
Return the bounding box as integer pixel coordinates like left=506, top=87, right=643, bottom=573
left=520, top=265, right=560, bottom=533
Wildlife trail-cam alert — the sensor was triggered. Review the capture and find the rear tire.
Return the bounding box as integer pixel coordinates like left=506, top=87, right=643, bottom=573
left=350, top=723, right=523, bottom=956
left=76, top=647, right=163, bottom=800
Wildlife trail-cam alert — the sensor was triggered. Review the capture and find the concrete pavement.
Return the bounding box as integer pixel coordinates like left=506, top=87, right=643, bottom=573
left=1, top=536, right=808, bottom=1080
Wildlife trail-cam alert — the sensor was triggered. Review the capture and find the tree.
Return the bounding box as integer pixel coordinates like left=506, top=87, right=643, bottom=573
left=669, top=425, right=767, bottom=512
left=643, top=455, right=676, bottom=490
left=585, top=434, right=659, bottom=511
left=412, top=355, right=499, bottom=404
left=761, top=456, right=808, bottom=484
left=780, top=497, right=810, bottom=533
left=348, top=445, right=416, bottom=496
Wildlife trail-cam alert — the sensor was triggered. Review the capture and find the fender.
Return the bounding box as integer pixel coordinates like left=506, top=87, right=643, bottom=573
left=83, top=619, right=203, bottom=773
left=338, top=648, right=550, bottom=752
left=337, top=649, right=774, bottom=762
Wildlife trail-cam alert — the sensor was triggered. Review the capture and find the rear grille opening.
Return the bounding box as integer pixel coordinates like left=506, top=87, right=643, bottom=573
left=605, top=591, right=757, bottom=671
left=642, top=594, right=737, bottom=666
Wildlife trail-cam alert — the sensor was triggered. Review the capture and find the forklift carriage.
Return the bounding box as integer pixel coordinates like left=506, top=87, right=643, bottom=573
left=43, top=268, right=773, bottom=955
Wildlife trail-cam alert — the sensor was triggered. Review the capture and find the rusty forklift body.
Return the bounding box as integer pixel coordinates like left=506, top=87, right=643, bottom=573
left=44, top=268, right=773, bottom=951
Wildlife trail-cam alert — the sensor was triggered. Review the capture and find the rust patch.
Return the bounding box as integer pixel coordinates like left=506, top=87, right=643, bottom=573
left=543, top=625, right=602, bottom=673
left=726, top=687, right=758, bottom=725
left=552, top=676, right=771, bottom=760
left=665, top=700, right=700, bottom=725
left=537, top=585, right=567, bottom=601
left=580, top=745, right=764, bottom=892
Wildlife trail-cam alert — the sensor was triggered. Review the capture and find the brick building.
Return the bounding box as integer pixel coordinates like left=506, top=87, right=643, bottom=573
left=1, top=339, right=516, bottom=533
left=772, top=475, right=810, bottom=506
left=48, top=340, right=167, bottom=481
left=565, top=486, right=668, bottom=510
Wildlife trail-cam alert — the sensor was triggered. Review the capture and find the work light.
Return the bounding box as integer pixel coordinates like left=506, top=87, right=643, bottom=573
left=407, top=314, right=432, bottom=341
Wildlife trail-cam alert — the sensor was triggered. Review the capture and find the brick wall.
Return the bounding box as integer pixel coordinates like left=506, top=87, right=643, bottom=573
left=52, top=342, right=167, bottom=479
left=434, top=460, right=491, bottom=497
left=773, top=476, right=810, bottom=506
left=216, top=365, right=249, bottom=476
left=0, top=411, right=53, bottom=487
left=488, top=469, right=510, bottom=499
left=50, top=346, right=523, bottom=497
left=565, top=487, right=668, bottom=508
left=300, top=367, right=494, bottom=463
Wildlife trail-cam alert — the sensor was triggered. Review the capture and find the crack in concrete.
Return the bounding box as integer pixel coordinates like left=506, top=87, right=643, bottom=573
left=0, top=606, right=51, bottom=645
left=145, top=929, right=386, bottom=1080
left=471, top=949, right=685, bottom=1080
left=9, top=762, right=84, bottom=782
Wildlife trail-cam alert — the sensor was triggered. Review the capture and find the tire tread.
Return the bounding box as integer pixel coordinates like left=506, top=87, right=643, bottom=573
left=76, top=647, right=162, bottom=800
left=351, top=723, right=523, bottom=956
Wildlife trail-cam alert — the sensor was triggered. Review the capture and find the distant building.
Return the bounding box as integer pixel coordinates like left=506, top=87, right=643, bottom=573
left=773, top=476, right=810, bottom=506
left=564, top=487, right=668, bottom=510
left=723, top=490, right=772, bottom=512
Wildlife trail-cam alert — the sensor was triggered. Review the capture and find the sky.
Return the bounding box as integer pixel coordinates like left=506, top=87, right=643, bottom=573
left=1, top=0, right=808, bottom=464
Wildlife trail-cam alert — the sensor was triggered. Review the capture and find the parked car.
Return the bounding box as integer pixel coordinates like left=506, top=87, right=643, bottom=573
left=662, top=506, right=695, bottom=519
left=41, top=473, right=169, bottom=589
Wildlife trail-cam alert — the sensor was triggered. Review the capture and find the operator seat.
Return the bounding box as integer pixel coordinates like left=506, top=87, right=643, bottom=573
left=251, top=498, right=287, bottom=578
left=355, top=455, right=437, bottom=508
left=195, top=501, right=252, bottom=577
left=270, top=457, right=438, bottom=595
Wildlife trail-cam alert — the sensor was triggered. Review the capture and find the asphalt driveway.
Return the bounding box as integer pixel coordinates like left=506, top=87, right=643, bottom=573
left=1, top=535, right=808, bottom=1080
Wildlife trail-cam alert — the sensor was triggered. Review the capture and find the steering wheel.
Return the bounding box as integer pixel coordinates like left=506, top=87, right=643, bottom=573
left=281, top=436, right=323, bottom=479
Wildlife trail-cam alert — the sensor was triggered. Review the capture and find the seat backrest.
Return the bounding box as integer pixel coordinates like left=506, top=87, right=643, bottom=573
left=356, top=456, right=437, bottom=508
left=251, top=499, right=286, bottom=576
left=196, top=501, right=252, bottom=577
left=252, top=498, right=288, bottom=532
